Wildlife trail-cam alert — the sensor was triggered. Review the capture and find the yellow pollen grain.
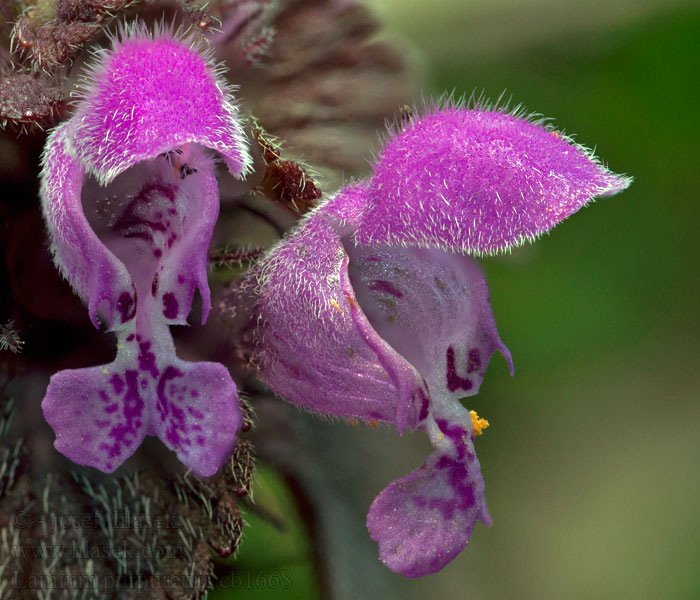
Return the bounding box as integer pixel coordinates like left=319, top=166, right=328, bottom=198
left=437, top=432, right=445, bottom=440
left=330, top=299, right=342, bottom=312
left=470, top=410, right=489, bottom=436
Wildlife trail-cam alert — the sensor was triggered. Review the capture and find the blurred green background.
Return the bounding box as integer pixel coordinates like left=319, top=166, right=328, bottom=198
left=218, top=1, right=700, bottom=598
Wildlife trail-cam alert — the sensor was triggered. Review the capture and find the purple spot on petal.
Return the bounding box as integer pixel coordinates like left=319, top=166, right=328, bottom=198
left=113, top=181, right=175, bottom=238
left=368, top=279, right=404, bottom=298
left=98, top=370, right=145, bottom=462
left=162, top=293, right=179, bottom=319
left=424, top=453, right=477, bottom=520
left=177, top=275, right=185, bottom=284
left=435, top=455, right=451, bottom=470
left=171, top=403, right=186, bottom=422
left=187, top=407, right=204, bottom=419
left=104, top=403, right=118, bottom=414
left=138, top=341, right=159, bottom=379
left=126, top=334, right=135, bottom=342
left=156, top=366, right=190, bottom=450
left=446, top=346, right=473, bottom=393
left=196, top=436, right=205, bottom=446
left=116, top=291, right=136, bottom=323
left=417, top=388, right=430, bottom=422
left=436, top=418, right=468, bottom=460
left=413, top=496, right=427, bottom=508
left=110, top=374, right=124, bottom=395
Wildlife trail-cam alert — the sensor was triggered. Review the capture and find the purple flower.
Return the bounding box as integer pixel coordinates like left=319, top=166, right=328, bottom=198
left=235, top=104, right=631, bottom=576
left=39, top=25, right=252, bottom=477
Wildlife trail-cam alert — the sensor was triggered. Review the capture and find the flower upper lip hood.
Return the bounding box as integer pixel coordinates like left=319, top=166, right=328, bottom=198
left=355, top=106, right=631, bottom=254
left=233, top=102, right=631, bottom=576
left=67, top=24, right=251, bottom=186
left=39, top=25, right=252, bottom=477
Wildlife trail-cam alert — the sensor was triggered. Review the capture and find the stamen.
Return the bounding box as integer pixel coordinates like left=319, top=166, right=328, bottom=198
left=469, top=410, right=489, bottom=436
left=180, top=164, right=197, bottom=179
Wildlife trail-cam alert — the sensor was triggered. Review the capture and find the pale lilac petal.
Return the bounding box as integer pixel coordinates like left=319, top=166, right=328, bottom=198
left=355, top=107, right=632, bottom=254
left=149, top=360, right=242, bottom=477
left=41, top=128, right=221, bottom=329
left=347, top=243, right=512, bottom=416
left=240, top=183, right=425, bottom=430
left=367, top=407, right=487, bottom=577
left=42, top=337, right=241, bottom=476
left=68, top=26, right=251, bottom=185
left=43, top=364, right=147, bottom=473
left=40, top=124, right=133, bottom=329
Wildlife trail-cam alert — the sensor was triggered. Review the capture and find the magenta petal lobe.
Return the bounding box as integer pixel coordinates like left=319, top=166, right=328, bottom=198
left=367, top=410, right=487, bottom=577
left=42, top=353, right=241, bottom=477
left=42, top=364, right=148, bottom=473
left=355, top=106, right=632, bottom=254
left=151, top=360, right=242, bottom=477
left=69, top=25, right=251, bottom=184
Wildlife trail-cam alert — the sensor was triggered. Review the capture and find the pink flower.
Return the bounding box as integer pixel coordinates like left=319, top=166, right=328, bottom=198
left=234, top=103, right=631, bottom=575
left=40, top=25, right=251, bottom=476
